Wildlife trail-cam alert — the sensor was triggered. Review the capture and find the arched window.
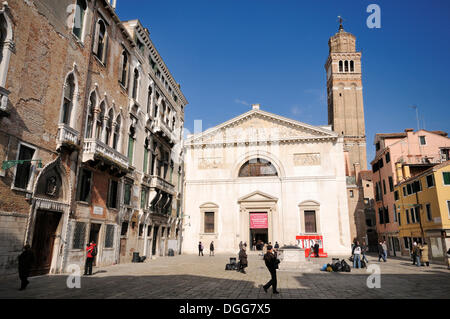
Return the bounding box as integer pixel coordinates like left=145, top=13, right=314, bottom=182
left=105, top=108, right=113, bottom=145
left=172, top=116, right=176, bottom=131
left=344, top=60, right=349, bottom=72
left=72, top=0, right=87, bottom=40
left=350, top=60, right=354, bottom=72
left=93, top=19, right=107, bottom=63
left=85, top=92, right=96, bottom=138
left=119, top=50, right=129, bottom=87
left=61, top=74, right=75, bottom=125
left=339, top=61, right=343, bottom=72
left=153, top=92, right=159, bottom=118
left=147, top=86, right=152, bottom=114
left=132, top=69, right=139, bottom=100
left=112, top=115, right=121, bottom=150
left=238, top=158, right=278, bottom=177
left=143, top=137, right=149, bottom=174
left=96, top=102, right=105, bottom=139
left=127, top=125, right=136, bottom=165
left=0, top=11, right=14, bottom=88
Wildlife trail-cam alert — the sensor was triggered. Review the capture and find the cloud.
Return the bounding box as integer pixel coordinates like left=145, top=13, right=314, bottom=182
left=304, top=89, right=326, bottom=103
left=291, top=106, right=302, bottom=116
left=234, top=99, right=249, bottom=106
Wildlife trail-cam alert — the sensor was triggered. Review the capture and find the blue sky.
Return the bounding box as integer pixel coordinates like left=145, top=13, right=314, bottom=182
left=117, top=0, right=450, bottom=165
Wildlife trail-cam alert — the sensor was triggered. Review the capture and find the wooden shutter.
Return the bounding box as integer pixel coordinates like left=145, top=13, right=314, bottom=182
left=102, top=32, right=109, bottom=64
left=304, top=211, right=317, bottom=233
left=93, top=20, right=100, bottom=55
left=204, top=212, right=214, bottom=233
left=118, top=51, right=124, bottom=84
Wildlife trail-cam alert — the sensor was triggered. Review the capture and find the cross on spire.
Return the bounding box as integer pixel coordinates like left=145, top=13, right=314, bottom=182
left=337, top=16, right=344, bottom=31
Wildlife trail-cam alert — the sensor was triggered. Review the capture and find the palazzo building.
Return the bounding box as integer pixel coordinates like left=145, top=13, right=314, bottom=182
left=0, top=0, right=187, bottom=276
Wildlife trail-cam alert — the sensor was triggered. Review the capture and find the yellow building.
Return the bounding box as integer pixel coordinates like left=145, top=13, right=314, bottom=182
left=394, top=160, right=450, bottom=264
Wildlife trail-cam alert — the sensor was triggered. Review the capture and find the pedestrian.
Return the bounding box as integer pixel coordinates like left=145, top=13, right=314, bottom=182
left=377, top=242, right=386, bottom=262
left=18, top=244, right=34, bottom=291
left=313, top=241, right=320, bottom=258
left=361, top=241, right=369, bottom=264
left=209, top=241, right=215, bottom=257
left=419, top=242, right=430, bottom=267
left=411, top=242, right=417, bottom=265
left=262, top=245, right=280, bottom=294
left=307, top=243, right=314, bottom=261
left=414, top=243, right=421, bottom=267
left=84, top=241, right=97, bottom=276
left=352, top=241, right=362, bottom=269
left=263, top=243, right=267, bottom=256
left=252, top=239, right=256, bottom=251
left=274, top=242, right=279, bottom=250
left=446, top=248, right=450, bottom=270
left=382, top=241, right=388, bottom=261
left=198, top=241, right=204, bottom=256
left=238, top=245, right=248, bottom=274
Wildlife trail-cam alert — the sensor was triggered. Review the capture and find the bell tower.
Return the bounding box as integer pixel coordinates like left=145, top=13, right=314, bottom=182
left=325, top=19, right=367, bottom=171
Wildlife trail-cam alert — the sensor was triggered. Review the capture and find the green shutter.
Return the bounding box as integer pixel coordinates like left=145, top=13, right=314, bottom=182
left=143, top=148, right=148, bottom=174
left=443, top=172, right=450, bottom=185
left=128, top=136, right=134, bottom=165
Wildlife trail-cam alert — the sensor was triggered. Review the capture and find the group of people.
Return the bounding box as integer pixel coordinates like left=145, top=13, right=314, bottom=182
left=377, top=241, right=388, bottom=262
left=198, top=241, right=215, bottom=256
left=411, top=242, right=430, bottom=267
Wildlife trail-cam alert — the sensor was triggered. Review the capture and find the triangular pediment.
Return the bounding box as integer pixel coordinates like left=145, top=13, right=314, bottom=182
left=238, top=191, right=278, bottom=203
left=186, top=109, right=337, bottom=145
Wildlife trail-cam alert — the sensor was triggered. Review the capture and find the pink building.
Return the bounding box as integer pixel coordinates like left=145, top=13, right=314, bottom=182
left=371, top=129, right=450, bottom=256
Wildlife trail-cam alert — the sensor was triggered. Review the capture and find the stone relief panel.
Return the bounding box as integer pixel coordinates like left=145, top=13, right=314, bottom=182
left=198, top=157, right=223, bottom=169
left=293, top=153, right=321, bottom=166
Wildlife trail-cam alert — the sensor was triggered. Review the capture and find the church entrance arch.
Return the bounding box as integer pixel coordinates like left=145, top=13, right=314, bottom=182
left=238, top=191, right=278, bottom=250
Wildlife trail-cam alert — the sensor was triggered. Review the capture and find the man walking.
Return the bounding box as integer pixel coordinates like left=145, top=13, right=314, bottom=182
left=382, top=241, right=388, bottom=261
left=411, top=242, right=417, bottom=265
left=18, top=245, right=34, bottom=291
left=414, top=243, right=421, bottom=267
left=313, top=241, right=320, bottom=258
left=377, top=241, right=386, bottom=262
left=238, top=245, right=248, bottom=274
left=263, top=245, right=280, bottom=294
left=198, top=241, right=204, bottom=256
left=209, top=241, right=215, bottom=257
left=419, top=242, right=430, bottom=267
left=84, top=241, right=97, bottom=276
left=361, top=241, right=369, bottom=264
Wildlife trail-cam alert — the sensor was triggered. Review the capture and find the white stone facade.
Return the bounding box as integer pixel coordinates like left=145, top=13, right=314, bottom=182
left=183, top=107, right=352, bottom=256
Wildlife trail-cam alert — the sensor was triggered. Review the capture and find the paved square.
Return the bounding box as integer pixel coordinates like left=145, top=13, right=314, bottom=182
left=0, top=253, right=449, bottom=299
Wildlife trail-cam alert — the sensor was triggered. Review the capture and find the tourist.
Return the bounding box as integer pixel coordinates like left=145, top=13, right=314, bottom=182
left=419, top=242, right=430, bottom=267
left=377, top=242, right=386, bottom=262
left=361, top=241, right=369, bottom=264
left=84, top=241, right=97, bottom=276
left=446, top=248, right=450, bottom=270
left=352, top=241, right=362, bottom=269
left=209, top=241, right=214, bottom=257
left=238, top=245, right=248, bottom=274
left=263, top=245, right=280, bottom=294
left=382, top=241, right=388, bottom=261
left=313, top=241, right=320, bottom=258
left=239, top=241, right=243, bottom=250
left=411, top=242, right=417, bottom=265
left=252, top=239, right=256, bottom=251
left=413, top=243, right=421, bottom=267
left=18, top=245, right=34, bottom=291
left=198, top=241, right=204, bottom=256
left=307, top=243, right=314, bottom=261
left=274, top=242, right=279, bottom=250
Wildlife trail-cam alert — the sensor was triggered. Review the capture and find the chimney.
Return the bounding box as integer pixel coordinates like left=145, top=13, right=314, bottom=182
left=252, top=104, right=260, bottom=110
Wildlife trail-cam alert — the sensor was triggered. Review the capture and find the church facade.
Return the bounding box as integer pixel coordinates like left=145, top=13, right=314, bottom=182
left=182, top=105, right=352, bottom=255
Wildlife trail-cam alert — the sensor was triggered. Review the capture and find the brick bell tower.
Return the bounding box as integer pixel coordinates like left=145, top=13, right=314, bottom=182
left=325, top=18, right=367, bottom=172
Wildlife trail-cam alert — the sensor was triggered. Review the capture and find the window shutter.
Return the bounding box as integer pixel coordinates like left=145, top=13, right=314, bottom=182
left=93, top=20, right=100, bottom=55
left=102, top=32, right=109, bottom=64
left=118, top=51, right=124, bottom=84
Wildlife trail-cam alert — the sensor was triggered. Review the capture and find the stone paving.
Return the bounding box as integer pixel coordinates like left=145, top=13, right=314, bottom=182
left=0, top=252, right=449, bottom=299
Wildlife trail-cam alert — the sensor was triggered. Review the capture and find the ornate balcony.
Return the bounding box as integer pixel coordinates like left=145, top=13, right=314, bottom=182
left=57, top=123, right=79, bottom=150
left=82, top=138, right=129, bottom=170
left=0, top=86, right=10, bottom=117
left=154, top=117, right=178, bottom=146
left=150, top=174, right=176, bottom=195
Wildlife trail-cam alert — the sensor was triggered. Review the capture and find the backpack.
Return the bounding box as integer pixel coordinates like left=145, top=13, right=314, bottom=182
left=91, top=246, right=97, bottom=257
left=361, top=260, right=367, bottom=268
left=326, top=265, right=333, bottom=272
left=341, top=260, right=351, bottom=272
left=354, top=246, right=361, bottom=254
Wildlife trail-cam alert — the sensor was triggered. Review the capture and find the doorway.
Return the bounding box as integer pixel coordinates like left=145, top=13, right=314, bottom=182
left=30, top=210, right=62, bottom=276
left=251, top=229, right=268, bottom=250
left=152, top=225, right=159, bottom=256
left=89, top=223, right=101, bottom=266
